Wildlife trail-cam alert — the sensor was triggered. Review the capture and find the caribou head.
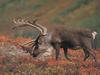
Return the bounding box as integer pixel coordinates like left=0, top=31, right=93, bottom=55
left=12, top=18, right=52, bottom=58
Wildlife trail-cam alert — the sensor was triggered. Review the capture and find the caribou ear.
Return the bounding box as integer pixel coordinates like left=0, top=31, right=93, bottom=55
left=32, top=19, right=38, bottom=24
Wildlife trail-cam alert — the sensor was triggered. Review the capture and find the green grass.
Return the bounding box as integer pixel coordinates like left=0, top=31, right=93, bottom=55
left=76, top=12, right=100, bottom=30
left=0, top=0, right=21, bottom=13
left=59, top=0, right=92, bottom=16
left=51, top=17, right=64, bottom=24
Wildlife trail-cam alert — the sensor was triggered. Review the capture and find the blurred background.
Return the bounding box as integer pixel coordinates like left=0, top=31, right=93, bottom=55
left=0, top=0, right=100, bottom=47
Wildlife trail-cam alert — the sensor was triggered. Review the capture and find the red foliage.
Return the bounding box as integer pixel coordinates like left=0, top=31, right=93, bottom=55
left=14, top=37, right=32, bottom=44
left=0, top=35, right=10, bottom=42
left=0, top=35, right=100, bottom=74
left=0, top=55, right=6, bottom=63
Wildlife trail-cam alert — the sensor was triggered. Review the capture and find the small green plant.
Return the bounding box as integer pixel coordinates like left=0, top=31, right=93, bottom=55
left=51, top=17, right=64, bottom=24
left=59, top=0, right=92, bottom=16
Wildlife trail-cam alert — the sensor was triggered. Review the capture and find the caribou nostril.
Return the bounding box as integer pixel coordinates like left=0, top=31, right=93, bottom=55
left=32, top=50, right=40, bottom=57
left=32, top=54, right=38, bottom=57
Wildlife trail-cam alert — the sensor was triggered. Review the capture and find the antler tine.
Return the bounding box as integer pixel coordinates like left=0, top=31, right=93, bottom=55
left=21, top=17, right=33, bottom=24
left=13, top=18, right=43, bottom=34
left=32, top=19, right=37, bottom=24
left=36, top=23, right=47, bottom=35
left=17, top=18, right=21, bottom=24
left=13, top=18, right=27, bottom=25
left=13, top=18, right=22, bottom=25
left=13, top=18, right=18, bottom=24
left=18, top=18, right=27, bottom=25
left=21, top=18, right=27, bottom=24
left=30, top=18, right=47, bottom=35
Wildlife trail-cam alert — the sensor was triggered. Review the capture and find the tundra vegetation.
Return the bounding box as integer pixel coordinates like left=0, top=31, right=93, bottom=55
left=0, top=0, right=100, bottom=75
left=0, top=35, right=100, bottom=75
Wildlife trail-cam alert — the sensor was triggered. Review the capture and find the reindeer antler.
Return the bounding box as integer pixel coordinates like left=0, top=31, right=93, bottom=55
left=12, top=18, right=44, bottom=35
left=12, top=18, right=48, bottom=54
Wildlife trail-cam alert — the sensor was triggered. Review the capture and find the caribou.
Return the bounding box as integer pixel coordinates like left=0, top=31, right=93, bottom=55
left=12, top=18, right=97, bottom=62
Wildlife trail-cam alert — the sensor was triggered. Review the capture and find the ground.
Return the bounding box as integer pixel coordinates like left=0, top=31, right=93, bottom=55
left=0, top=35, right=100, bottom=75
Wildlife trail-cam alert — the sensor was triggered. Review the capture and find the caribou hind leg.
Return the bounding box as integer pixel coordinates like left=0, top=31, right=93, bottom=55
left=83, top=47, right=90, bottom=61
left=83, top=47, right=100, bottom=68
left=83, top=46, right=97, bottom=63
left=82, top=38, right=97, bottom=62
left=88, top=48, right=97, bottom=63
left=87, top=48, right=100, bottom=68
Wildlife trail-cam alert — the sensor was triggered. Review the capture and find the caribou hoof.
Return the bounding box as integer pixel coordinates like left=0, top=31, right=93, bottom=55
left=66, top=58, right=72, bottom=62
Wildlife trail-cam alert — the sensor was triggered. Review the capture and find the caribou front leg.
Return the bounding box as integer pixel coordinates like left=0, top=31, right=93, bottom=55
left=52, top=43, right=61, bottom=60
left=63, top=47, right=71, bottom=61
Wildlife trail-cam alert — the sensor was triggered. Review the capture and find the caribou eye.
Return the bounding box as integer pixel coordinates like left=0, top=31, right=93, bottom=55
left=38, top=41, right=42, bottom=45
